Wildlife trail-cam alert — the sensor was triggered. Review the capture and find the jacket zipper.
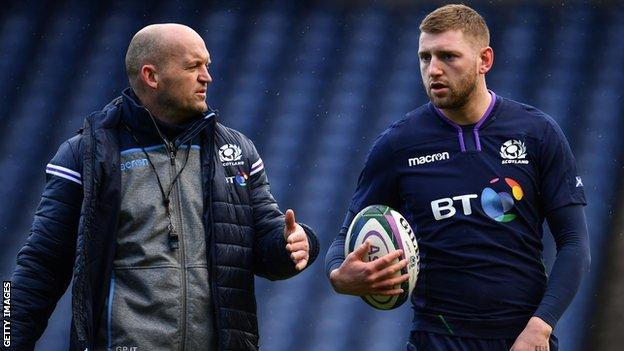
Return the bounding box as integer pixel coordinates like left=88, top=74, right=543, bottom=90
left=141, top=106, right=210, bottom=350
left=167, top=142, right=189, bottom=351
left=207, top=126, right=221, bottom=350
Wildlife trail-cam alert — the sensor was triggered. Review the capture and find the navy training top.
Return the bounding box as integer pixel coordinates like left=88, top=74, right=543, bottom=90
left=326, top=92, right=587, bottom=338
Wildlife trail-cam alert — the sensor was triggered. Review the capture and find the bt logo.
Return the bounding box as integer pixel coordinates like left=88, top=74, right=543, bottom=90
left=225, top=171, right=249, bottom=186
left=431, top=178, right=524, bottom=222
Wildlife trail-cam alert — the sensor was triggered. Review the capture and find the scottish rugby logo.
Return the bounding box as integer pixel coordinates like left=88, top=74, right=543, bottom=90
left=219, top=144, right=244, bottom=166
left=500, top=140, right=528, bottom=164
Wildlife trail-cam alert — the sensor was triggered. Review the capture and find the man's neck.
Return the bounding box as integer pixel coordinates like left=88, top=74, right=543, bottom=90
left=138, top=96, right=195, bottom=125
left=439, top=87, right=492, bottom=126
left=145, top=104, right=192, bottom=125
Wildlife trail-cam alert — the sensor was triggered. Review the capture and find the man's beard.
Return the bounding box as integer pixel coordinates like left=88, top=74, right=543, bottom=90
left=158, top=90, right=205, bottom=120
left=427, top=72, right=478, bottom=110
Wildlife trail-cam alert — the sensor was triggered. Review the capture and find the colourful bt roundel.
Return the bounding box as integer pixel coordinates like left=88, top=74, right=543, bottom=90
left=235, top=172, right=248, bottom=186
left=480, top=177, right=524, bottom=222
left=345, top=205, right=419, bottom=310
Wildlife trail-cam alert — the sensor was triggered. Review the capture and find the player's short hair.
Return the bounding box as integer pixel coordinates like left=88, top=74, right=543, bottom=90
left=419, top=4, right=490, bottom=47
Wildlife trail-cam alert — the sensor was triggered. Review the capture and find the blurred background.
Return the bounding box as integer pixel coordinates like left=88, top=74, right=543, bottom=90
left=0, top=0, right=623, bottom=350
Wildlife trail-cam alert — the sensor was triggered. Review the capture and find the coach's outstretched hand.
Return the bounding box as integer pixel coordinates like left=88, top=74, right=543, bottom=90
left=509, top=316, right=553, bottom=351
left=284, top=209, right=310, bottom=271
left=329, top=241, right=409, bottom=296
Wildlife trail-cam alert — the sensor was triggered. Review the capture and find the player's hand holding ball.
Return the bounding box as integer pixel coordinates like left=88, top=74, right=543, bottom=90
left=330, top=205, right=419, bottom=310
left=284, top=209, right=310, bottom=271
left=330, top=242, right=409, bottom=297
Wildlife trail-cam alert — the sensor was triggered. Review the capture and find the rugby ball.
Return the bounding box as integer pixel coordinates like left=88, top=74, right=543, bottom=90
left=345, top=205, right=419, bottom=310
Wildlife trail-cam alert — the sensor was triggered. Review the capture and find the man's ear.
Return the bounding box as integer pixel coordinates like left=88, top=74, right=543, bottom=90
left=479, top=46, right=494, bottom=74
left=140, top=64, right=158, bottom=89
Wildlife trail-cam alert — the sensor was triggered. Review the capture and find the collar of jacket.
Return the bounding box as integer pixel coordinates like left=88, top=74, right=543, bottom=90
left=120, top=87, right=216, bottom=148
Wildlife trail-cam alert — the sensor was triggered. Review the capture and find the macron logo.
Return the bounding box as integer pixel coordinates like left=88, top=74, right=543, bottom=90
left=408, top=152, right=450, bottom=166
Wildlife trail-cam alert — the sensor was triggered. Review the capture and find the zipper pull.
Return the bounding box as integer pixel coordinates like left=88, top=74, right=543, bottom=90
left=167, top=141, right=176, bottom=165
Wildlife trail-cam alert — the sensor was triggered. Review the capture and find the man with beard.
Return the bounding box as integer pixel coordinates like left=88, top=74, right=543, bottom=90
left=325, top=4, right=589, bottom=351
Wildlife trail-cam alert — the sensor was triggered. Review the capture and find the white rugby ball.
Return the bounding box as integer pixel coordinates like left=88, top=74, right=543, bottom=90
left=345, top=204, right=419, bottom=310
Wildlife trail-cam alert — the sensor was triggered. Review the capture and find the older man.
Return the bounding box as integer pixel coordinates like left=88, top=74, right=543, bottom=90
left=10, top=23, right=318, bottom=351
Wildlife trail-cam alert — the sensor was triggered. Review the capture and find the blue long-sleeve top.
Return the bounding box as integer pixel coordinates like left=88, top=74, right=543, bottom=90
left=325, top=93, right=590, bottom=338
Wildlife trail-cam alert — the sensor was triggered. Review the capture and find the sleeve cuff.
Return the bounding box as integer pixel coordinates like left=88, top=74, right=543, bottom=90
left=533, top=310, right=557, bottom=330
